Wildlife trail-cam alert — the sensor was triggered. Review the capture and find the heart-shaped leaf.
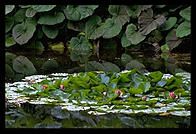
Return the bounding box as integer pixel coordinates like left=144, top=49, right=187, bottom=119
left=31, top=5, right=56, bottom=12
left=125, top=23, right=146, bottom=45
left=14, top=9, right=26, bottom=23
left=166, top=29, right=182, bottom=51
left=12, top=21, right=36, bottom=45
left=13, top=56, right=36, bottom=75
left=64, top=5, right=98, bottom=21
left=5, top=36, right=16, bottom=47
left=121, top=33, right=131, bottom=47
left=179, top=6, right=190, bottom=21
left=102, top=62, right=120, bottom=72
left=5, top=5, right=15, bottom=15
left=38, top=12, right=65, bottom=25
left=159, top=17, right=177, bottom=31
left=42, top=25, right=59, bottom=39
left=108, top=5, right=120, bottom=16
left=125, top=5, right=141, bottom=19
left=138, top=8, right=166, bottom=35
left=176, top=21, right=191, bottom=38
left=121, top=53, right=133, bottom=67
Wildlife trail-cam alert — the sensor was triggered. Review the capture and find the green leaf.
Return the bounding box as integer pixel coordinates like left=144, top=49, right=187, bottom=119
left=179, top=6, right=190, bottom=21
left=129, top=88, right=143, bottom=94
left=138, top=82, right=151, bottom=92
left=42, top=25, right=59, bottom=39
left=26, top=41, right=44, bottom=51
left=42, top=59, right=58, bottom=73
left=12, top=21, right=36, bottom=45
left=5, top=52, right=17, bottom=65
left=148, top=71, right=163, bottom=82
left=85, top=61, right=104, bottom=72
left=166, top=29, right=182, bottom=51
left=121, top=53, right=133, bottom=67
left=108, top=5, right=120, bottom=16
left=25, top=8, right=37, bottom=17
left=5, top=64, right=15, bottom=78
left=161, top=44, right=169, bottom=53
left=5, top=5, right=15, bottom=15
left=102, top=18, right=122, bottom=39
left=5, top=36, right=16, bottom=47
left=138, top=8, right=166, bottom=35
left=67, top=20, right=85, bottom=32
left=148, top=30, right=162, bottom=43
left=125, top=60, right=145, bottom=71
left=64, top=5, right=98, bottom=21
left=5, top=17, right=14, bottom=33
left=31, top=5, right=56, bottom=12
left=38, top=12, right=65, bottom=25
left=176, top=21, right=191, bottom=38
left=159, top=17, right=177, bottom=31
left=102, top=62, right=120, bottom=72
left=13, top=56, right=36, bottom=75
left=121, top=33, right=131, bottom=47
left=155, top=5, right=166, bottom=8
left=125, top=5, right=141, bottom=19
left=125, top=24, right=146, bottom=45
left=49, top=42, right=64, bottom=54
left=14, top=9, right=26, bottom=23
left=156, top=79, right=167, bottom=87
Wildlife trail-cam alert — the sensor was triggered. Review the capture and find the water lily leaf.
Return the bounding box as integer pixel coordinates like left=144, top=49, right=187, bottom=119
left=125, top=24, right=146, bottom=45
left=5, top=17, right=14, bottom=33
left=12, top=21, right=36, bottom=45
left=85, top=15, right=102, bottom=39
left=138, top=82, right=151, bottom=92
left=49, top=42, right=64, bottom=54
left=148, top=71, right=163, bottom=82
left=5, top=36, right=16, bottom=47
left=121, top=53, right=133, bottom=67
left=125, top=5, right=141, bottom=19
left=5, top=5, right=15, bottom=15
left=38, top=12, right=65, bottom=25
left=31, top=5, right=56, bottom=12
left=159, top=17, right=177, bottom=31
left=121, top=33, right=131, bottom=47
left=42, top=25, right=59, bottom=39
left=13, top=56, right=36, bottom=75
left=25, top=8, right=37, bottom=17
left=102, top=62, right=120, bottom=72
left=179, top=6, right=190, bottom=21
left=138, top=8, right=166, bottom=35
left=64, top=5, right=98, bottom=21
left=102, top=18, right=122, bottom=39
left=14, top=9, right=26, bottom=23
left=129, top=88, right=143, bottom=94
left=156, top=79, right=167, bottom=87
left=67, top=20, right=85, bottom=32
left=176, top=21, right=191, bottom=38
left=166, top=29, right=182, bottom=51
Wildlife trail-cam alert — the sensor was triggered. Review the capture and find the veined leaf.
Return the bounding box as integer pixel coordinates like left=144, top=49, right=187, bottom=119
left=159, top=17, right=177, bottom=31
left=38, top=12, right=65, bottom=25
left=179, top=6, right=190, bottom=21
left=176, top=21, right=191, bottom=38
left=42, top=25, right=59, bottom=39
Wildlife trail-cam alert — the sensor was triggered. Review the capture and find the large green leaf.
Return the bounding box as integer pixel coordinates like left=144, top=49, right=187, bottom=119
left=42, top=25, right=59, bottom=39
left=148, top=71, right=163, bottom=82
left=13, top=56, right=36, bottom=75
left=138, top=8, right=166, bottom=35
left=176, top=21, right=191, bottom=38
left=5, top=36, right=16, bottom=47
left=166, top=29, right=182, bottom=51
left=121, top=53, right=133, bottom=67
left=102, top=18, right=122, bottom=39
left=121, top=33, right=131, bottom=47
left=25, top=8, right=37, bottom=17
left=64, top=5, right=98, bottom=21
left=31, top=5, right=56, bottom=12
left=14, top=9, right=26, bottom=23
left=159, top=17, right=177, bottom=31
left=67, top=20, right=85, bottom=32
left=129, top=88, right=143, bottom=95
left=108, top=5, right=120, bottom=16
left=125, top=24, right=146, bottom=45
left=5, top=5, right=15, bottom=15
left=125, top=5, right=141, bottom=19
left=12, top=21, right=36, bottom=45
left=102, top=62, right=120, bottom=72
left=5, top=52, right=17, bottom=65
left=85, top=61, right=104, bottom=72
left=179, top=6, right=190, bottom=21
left=38, top=12, right=65, bottom=25
left=5, top=17, right=14, bottom=33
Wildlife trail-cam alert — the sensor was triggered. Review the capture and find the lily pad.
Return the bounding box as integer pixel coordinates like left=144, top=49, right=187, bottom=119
left=179, top=6, right=190, bottom=21
left=13, top=56, right=36, bottom=75
left=42, top=25, right=59, bottom=39
left=12, top=21, right=36, bottom=45
left=38, top=12, right=65, bottom=25
left=5, top=36, right=16, bottom=47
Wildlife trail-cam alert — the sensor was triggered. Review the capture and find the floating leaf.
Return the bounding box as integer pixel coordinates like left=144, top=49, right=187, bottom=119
left=138, top=8, right=166, bottom=35
left=12, top=21, right=36, bottom=45
left=129, top=88, right=143, bottom=94
left=149, top=71, right=163, bottom=82
left=179, top=6, right=190, bottom=21
left=5, top=5, right=15, bottom=15
left=38, top=12, right=65, bottom=25
left=64, top=5, right=98, bottom=21
left=176, top=21, right=191, bottom=38
left=31, top=5, right=56, bottom=12
left=159, top=17, right=177, bottom=31
left=5, top=36, right=16, bottom=47
left=121, top=33, right=131, bottom=47
left=13, top=56, right=36, bottom=75
left=25, top=8, right=37, bottom=17
left=166, top=29, right=182, bottom=51
left=5, top=17, right=14, bottom=33
left=125, top=24, right=146, bottom=45
left=102, top=18, right=122, bottom=39
left=42, top=25, right=59, bottom=39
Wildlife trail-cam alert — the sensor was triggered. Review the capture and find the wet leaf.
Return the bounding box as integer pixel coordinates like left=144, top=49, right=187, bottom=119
left=149, top=71, right=163, bottom=82
left=13, top=56, right=36, bottom=75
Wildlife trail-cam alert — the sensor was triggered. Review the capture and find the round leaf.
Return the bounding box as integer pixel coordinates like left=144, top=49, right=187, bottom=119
left=176, top=21, right=191, bottom=38
left=31, top=5, right=56, bottom=12
left=42, top=25, right=59, bottom=39
left=179, top=6, right=190, bottom=21
left=125, top=60, right=145, bottom=71
left=13, top=56, right=36, bottom=75
left=85, top=61, right=104, bottom=72
left=5, top=5, right=15, bottom=15
left=38, top=12, right=65, bottom=25
left=12, top=22, right=36, bottom=45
